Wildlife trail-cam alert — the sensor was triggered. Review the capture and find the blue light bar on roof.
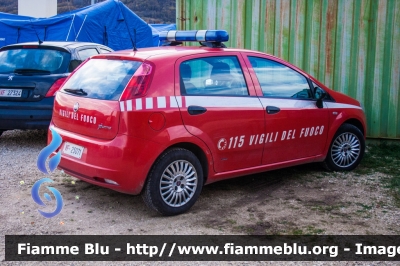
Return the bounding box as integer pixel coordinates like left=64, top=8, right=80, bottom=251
left=159, top=30, right=229, bottom=43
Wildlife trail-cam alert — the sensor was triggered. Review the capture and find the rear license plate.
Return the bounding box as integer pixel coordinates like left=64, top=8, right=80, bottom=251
left=63, top=142, right=84, bottom=159
left=0, top=89, right=22, bottom=97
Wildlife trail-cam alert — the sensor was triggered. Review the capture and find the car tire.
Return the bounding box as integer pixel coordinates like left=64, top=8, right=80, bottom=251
left=142, top=148, right=203, bottom=216
left=323, top=123, right=365, bottom=171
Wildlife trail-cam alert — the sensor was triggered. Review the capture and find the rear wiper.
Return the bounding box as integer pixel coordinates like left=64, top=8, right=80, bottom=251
left=63, top=88, right=88, bottom=96
left=14, top=68, right=51, bottom=75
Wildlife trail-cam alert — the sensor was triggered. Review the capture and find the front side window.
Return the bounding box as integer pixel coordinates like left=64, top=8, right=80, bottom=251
left=0, top=48, right=71, bottom=74
left=61, top=59, right=141, bottom=100
left=180, top=56, right=248, bottom=96
left=248, top=56, right=311, bottom=99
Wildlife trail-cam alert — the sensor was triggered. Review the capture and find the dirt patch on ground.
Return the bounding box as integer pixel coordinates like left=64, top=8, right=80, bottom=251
left=1, top=130, right=399, bottom=265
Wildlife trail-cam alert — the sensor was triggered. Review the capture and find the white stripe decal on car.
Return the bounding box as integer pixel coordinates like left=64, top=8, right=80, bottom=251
left=119, top=97, right=360, bottom=112
left=170, top=96, right=178, bottom=108
left=185, top=96, right=262, bottom=108
left=258, top=98, right=362, bottom=110
left=258, top=98, right=316, bottom=109
left=176, top=96, right=182, bottom=108
left=146, top=98, right=153, bottom=109
left=325, top=102, right=362, bottom=109
left=126, top=100, right=132, bottom=111
left=157, top=97, right=166, bottom=108
left=136, top=99, right=142, bottom=110
left=121, top=96, right=260, bottom=111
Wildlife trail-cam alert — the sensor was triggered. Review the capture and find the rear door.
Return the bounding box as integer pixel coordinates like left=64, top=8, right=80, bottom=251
left=244, top=54, right=329, bottom=164
left=176, top=53, right=265, bottom=173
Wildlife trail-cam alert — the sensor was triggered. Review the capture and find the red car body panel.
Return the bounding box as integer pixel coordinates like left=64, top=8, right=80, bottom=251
left=49, top=46, right=366, bottom=195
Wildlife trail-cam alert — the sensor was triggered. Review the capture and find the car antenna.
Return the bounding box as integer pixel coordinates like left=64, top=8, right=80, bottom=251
left=133, top=28, right=137, bottom=51
left=29, top=19, right=43, bottom=45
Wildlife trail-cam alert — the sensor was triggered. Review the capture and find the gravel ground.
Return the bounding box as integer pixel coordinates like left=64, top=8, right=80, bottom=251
left=1, top=129, right=399, bottom=265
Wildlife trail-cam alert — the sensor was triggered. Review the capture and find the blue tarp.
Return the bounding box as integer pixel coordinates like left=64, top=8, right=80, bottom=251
left=0, top=0, right=172, bottom=51
left=149, top=23, right=177, bottom=46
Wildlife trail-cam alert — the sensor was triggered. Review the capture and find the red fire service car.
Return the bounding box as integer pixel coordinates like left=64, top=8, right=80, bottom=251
left=49, top=30, right=366, bottom=215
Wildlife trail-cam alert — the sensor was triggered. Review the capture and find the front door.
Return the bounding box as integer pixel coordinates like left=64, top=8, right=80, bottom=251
left=176, top=54, right=265, bottom=173
left=244, top=54, right=329, bottom=165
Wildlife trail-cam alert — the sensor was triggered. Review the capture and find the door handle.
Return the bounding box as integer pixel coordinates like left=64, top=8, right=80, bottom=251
left=266, top=106, right=280, bottom=114
left=188, top=105, right=207, bottom=115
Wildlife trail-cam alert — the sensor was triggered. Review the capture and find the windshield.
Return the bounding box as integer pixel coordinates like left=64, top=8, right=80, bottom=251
left=61, top=58, right=142, bottom=100
left=0, top=48, right=71, bottom=74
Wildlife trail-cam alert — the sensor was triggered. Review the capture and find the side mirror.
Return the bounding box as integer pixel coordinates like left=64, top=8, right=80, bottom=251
left=314, top=86, right=327, bottom=108
left=316, top=91, right=327, bottom=109
left=68, top=59, right=83, bottom=72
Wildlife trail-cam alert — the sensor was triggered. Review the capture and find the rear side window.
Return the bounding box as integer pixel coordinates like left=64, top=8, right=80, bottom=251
left=180, top=56, right=248, bottom=96
left=100, top=48, right=112, bottom=53
left=78, top=48, right=99, bottom=60
left=248, top=56, right=311, bottom=99
left=61, top=58, right=141, bottom=100
left=0, top=48, right=71, bottom=74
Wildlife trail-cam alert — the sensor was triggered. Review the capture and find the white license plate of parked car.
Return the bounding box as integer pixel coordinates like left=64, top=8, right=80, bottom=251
left=0, top=89, right=22, bottom=97
left=63, top=142, right=84, bottom=159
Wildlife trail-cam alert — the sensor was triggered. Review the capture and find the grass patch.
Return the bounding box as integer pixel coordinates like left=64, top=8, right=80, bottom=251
left=310, top=202, right=351, bottom=213
left=355, top=203, right=373, bottom=211
left=306, top=226, right=325, bottom=235
left=356, top=142, right=400, bottom=205
left=357, top=143, right=400, bottom=175
left=62, top=177, right=73, bottom=183
left=292, top=229, right=304, bottom=235
left=290, top=226, right=325, bottom=235
left=227, top=219, right=237, bottom=225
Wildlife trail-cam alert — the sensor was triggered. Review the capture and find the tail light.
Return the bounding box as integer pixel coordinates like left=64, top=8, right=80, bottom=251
left=45, top=77, right=68, bottom=97
left=120, top=62, right=154, bottom=100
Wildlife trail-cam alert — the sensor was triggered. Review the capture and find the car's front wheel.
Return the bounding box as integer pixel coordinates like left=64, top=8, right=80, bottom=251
left=142, top=148, right=203, bottom=216
left=323, top=123, right=365, bottom=171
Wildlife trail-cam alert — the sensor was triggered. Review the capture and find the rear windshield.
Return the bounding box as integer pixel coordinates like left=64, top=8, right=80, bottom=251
left=61, top=58, right=141, bottom=100
left=0, top=48, right=71, bottom=74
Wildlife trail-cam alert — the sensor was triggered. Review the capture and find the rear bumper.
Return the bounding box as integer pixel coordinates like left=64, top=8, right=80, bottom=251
left=0, top=97, right=54, bottom=130
left=50, top=124, right=164, bottom=195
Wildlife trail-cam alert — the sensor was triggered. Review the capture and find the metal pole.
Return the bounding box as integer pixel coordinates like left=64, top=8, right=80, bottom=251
left=91, top=0, right=95, bottom=5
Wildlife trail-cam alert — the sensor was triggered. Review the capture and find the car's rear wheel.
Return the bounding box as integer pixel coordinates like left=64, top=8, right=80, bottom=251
left=323, top=123, right=365, bottom=171
left=142, top=148, right=203, bottom=216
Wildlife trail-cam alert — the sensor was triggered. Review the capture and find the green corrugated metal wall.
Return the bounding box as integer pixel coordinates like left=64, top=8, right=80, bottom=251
left=176, top=0, right=400, bottom=139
